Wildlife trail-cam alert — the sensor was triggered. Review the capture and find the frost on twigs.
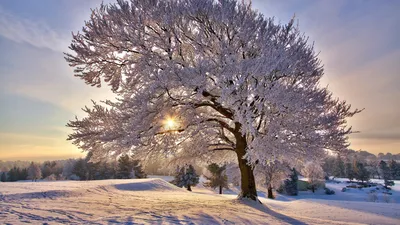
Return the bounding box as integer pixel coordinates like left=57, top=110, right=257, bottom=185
left=65, top=0, right=360, bottom=200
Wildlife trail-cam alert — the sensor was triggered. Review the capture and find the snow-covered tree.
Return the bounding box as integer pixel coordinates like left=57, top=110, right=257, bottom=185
left=172, top=165, right=199, bottom=191
left=28, top=162, right=42, bottom=182
left=62, top=159, right=77, bottom=179
left=255, top=160, right=289, bottom=199
left=204, top=163, right=228, bottom=194
left=302, top=162, right=324, bottom=193
left=65, top=0, right=360, bottom=200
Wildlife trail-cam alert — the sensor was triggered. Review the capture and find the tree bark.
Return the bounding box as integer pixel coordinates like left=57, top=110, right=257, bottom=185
left=187, top=185, right=192, bottom=192
left=219, top=185, right=223, bottom=194
left=267, top=185, right=274, bottom=199
left=235, top=133, right=258, bottom=201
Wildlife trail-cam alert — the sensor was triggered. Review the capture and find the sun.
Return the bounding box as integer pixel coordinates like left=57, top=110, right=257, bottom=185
left=163, top=116, right=177, bottom=130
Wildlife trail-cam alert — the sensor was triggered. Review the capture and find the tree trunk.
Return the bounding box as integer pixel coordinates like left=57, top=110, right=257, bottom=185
left=311, top=185, right=315, bottom=193
left=219, top=185, right=223, bottom=194
left=187, top=185, right=192, bottom=192
left=235, top=133, right=258, bottom=201
left=267, top=185, right=274, bottom=199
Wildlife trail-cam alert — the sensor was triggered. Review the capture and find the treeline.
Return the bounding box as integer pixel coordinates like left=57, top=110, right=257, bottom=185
left=0, top=154, right=147, bottom=182
left=323, top=154, right=400, bottom=183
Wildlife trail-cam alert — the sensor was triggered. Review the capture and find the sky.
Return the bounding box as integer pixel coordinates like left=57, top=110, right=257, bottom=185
left=0, top=0, right=399, bottom=161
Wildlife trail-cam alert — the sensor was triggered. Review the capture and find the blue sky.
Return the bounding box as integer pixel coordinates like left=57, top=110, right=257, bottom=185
left=0, top=0, right=399, bottom=161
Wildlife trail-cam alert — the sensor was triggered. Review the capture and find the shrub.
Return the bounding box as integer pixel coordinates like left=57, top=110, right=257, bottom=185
left=324, top=188, right=335, bottom=195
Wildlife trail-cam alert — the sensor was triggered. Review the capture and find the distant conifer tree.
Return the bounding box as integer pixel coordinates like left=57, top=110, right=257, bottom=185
left=0, top=172, right=6, bottom=182
left=172, top=165, right=199, bottom=191
left=283, top=168, right=298, bottom=196
left=204, top=163, right=228, bottom=194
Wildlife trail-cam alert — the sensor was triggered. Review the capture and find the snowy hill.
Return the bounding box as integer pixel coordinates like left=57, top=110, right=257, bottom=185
left=1, top=178, right=399, bottom=224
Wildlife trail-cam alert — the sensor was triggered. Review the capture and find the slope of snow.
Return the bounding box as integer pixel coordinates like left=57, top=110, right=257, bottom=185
left=1, top=178, right=399, bottom=224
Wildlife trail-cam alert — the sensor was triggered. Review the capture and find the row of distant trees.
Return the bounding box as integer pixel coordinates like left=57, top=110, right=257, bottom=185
left=323, top=155, right=400, bottom=182
left=0, top=154, right=147, bottom=182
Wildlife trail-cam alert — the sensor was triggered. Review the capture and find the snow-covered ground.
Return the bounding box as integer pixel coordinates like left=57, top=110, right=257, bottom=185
left=0, top=177, right=399, bottom=224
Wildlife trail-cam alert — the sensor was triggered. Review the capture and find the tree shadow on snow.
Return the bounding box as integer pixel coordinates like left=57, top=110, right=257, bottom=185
left=113, top=179, right=182, bottom=192
left=1, top=190, right=73, bottom=201
left=241, top=200, right=308, bottom=225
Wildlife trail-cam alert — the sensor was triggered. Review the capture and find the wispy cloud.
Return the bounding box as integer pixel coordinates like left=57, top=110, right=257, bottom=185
left=0, top=6, right=69, bottom=52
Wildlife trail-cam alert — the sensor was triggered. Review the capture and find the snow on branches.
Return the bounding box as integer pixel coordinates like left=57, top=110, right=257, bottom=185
left=65, top=0, right=360, bottom=199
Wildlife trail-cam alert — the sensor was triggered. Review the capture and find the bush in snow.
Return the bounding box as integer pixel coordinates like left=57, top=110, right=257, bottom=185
left=324, top=188, right=335, bottom=195
left=172, top=165, right=199, bottom=191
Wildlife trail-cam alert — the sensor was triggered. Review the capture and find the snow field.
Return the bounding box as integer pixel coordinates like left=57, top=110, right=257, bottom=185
left=0, top=178, right=399, bottom=224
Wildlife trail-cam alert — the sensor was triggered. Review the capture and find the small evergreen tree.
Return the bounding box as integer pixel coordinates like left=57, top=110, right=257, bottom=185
left=204, top=163, right=228, bottom=194
left=333, top=155, right=345, bottom=178
left=172, top=165, right=199, bottom=191
left=389, top=160, right=400, bottom=180
left=283, top=168, right=298, bottom=196
left=379, top=160, right=394, bottom=188
left=354, top=162, right=370, bottom=183
left=0, top=172, right=6, bottom=182
left=117, top=154, right=133, bottom=179
left=117, top=154, right=146, bottom=179
left=72, top=159, right=88, bottom=180
left=7, top=167, right=18, bottom=182
left=345, top=162, right=355, bottom=181
left=132, top=160, right=147, bottom=178
left=18, top=168, right=28, bottom=181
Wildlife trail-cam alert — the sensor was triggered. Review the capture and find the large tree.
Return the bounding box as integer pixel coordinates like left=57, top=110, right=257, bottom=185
left=65, top=0, right=359, bottom=200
